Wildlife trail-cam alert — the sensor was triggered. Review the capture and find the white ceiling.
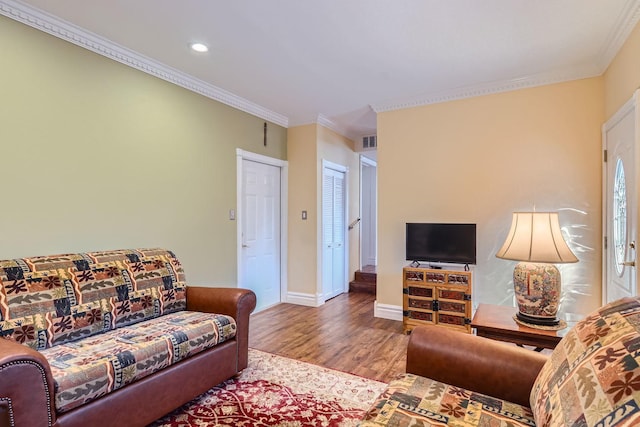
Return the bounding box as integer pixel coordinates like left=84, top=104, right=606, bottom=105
left=4, top=0, right=640, bottom=140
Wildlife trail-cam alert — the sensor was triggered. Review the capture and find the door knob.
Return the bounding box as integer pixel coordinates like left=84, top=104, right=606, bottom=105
left=242, top=244, right=249, bottom=248
left=623, top=241, right=637, bottom=266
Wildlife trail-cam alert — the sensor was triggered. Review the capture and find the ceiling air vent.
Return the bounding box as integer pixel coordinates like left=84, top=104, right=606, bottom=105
left=362, top=135, right=377, bottom=150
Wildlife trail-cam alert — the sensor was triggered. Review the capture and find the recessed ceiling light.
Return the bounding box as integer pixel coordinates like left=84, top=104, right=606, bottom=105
left=190, top=42, right=209, bottom=53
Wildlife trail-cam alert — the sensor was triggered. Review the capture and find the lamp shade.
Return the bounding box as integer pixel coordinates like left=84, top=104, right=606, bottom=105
left=496, top=212, right=578, bottom=264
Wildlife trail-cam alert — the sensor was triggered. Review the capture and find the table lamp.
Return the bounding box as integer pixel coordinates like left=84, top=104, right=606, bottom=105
left=496, top=212, right=578, bottom=326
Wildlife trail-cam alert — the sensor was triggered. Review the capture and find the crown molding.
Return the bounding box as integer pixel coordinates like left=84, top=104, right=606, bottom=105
left=371, top=65, right=601, bottom=113
left=0, top=0, right=289, bottom=128
left=288, top=114, right=358, bottom=141
left=372, top=0, right=640, bottom=114
left=595, top=0, right=640, bottom=73
left=316, top=114, right=356, bottom=141
left=5, top=0, right=638, bottom=127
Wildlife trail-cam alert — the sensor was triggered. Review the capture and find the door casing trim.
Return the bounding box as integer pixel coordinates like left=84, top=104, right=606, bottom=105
left=236, top=149, right=289, bottom=307
left=359, top=155, right=377, bottom=269
left=602, top=90, right=639, bottom=304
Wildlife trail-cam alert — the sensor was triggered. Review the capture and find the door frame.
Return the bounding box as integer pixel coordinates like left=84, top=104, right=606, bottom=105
left=236, top=149, right=288, bottom=304
left=602, top=90, right=639, bottom=304
left=359, top=155, right=377, bottom=269
left=320, top=159, right=349, bottom=300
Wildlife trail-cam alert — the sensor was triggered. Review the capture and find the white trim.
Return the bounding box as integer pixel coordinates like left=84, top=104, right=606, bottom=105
left=358, top=158, right=364, bottom=271
left=371, top=68, right=600, bottom=113
left=360, top=156, right=377, bottom=168
left=316, top=114, right=354, bottom=141
left=236, top=149, right=289, bottom=306
left=0, top=0, right=288, bottom=128
left=374, top=301, right=403, bottom=321
left=237, top=149, right=288, bottom=169
left=321, top=160, right=348, bottom=173
left=285, top=291, right=324, bottom=307
left=359, top=155, right=377, bottom=269
left=604, top=92, right=639, bottom=130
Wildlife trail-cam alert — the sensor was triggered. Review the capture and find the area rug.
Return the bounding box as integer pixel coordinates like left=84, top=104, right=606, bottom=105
left=150, top=349, right=386, bottom=426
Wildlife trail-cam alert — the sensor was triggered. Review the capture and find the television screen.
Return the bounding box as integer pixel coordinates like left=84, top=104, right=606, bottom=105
left=406, top=223, right=476, bottom=265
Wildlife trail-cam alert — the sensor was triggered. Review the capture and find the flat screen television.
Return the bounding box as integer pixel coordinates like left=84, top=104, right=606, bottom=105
left=405, top=223, right=476, bottom=265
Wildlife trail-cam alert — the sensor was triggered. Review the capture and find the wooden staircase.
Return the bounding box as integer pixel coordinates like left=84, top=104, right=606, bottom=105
left=349, top=265, right=376, bottom=294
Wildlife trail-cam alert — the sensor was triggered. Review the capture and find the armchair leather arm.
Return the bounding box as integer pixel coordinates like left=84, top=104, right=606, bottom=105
left=186, top=287, right=257, bottom=370
left=406, top=325, right=548, bottom=408
left=0, top=338, right=56, bottom=427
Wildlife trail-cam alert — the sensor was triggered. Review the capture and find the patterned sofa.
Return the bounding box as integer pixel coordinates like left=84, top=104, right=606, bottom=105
left=360, top=296, right=640, bottom=426
left=0, top=248, right=256, bottom=427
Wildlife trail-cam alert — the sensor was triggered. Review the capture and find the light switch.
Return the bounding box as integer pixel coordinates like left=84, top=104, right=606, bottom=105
left=302, top=210, right=307, bottom=220
left=229, top=209, right=236, bottom=220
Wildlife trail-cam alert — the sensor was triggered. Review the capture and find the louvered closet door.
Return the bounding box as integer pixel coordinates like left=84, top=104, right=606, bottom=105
left=322, top=166, right=346, bottom=301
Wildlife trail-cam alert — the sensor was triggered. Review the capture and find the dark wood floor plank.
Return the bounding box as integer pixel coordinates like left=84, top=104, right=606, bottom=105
left=249, top=292, right=408, bottom=383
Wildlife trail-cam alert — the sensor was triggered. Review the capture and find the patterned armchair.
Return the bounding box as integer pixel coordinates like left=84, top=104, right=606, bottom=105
left=360, top=297, right=640, bottom=426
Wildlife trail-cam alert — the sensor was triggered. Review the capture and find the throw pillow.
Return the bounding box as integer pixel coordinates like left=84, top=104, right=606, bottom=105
left=530, top=297, right=640, bottom=426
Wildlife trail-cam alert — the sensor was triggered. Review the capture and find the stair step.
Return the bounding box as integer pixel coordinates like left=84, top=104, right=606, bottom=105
left=354, top=270, right=377, bottom=283
left=350, top=266, right=377, bottom=294
left=349, top=280, right=376, bottom=294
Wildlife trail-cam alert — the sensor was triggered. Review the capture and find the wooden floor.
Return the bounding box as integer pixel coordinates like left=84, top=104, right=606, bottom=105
left=249, top=292, right=409, bottom=383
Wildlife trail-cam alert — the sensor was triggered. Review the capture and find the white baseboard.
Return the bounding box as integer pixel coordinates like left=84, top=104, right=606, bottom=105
left=374, top=301, right=403, bottom=321
left=286, top=291, right=323, bottom=307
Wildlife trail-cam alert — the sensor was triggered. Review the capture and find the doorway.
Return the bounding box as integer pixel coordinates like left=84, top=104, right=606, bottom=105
left=321, top=160, right=348, bottom=301
left=237, top=149, right=288, bottom=312
left=360, top=156, right=377, bottom=269
left=603, top=91, right=638, bottom=303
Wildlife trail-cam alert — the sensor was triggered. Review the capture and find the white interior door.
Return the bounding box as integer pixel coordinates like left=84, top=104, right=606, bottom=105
left=322, top=163, right=346, bottom=301
left=604, top=93, right=637, bottom=303
left=360, top=157, right=377, bottom=267
left=241, top=159, right=281, bottom=312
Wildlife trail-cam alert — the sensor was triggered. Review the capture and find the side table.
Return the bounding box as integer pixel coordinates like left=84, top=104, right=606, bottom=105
left=471, top=303, right=569, bottom=351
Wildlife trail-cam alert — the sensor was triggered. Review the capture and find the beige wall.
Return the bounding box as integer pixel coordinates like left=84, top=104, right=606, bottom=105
left=603, top=19, right=640, bottom=296
left=287, top=124, right=359, bottom=302
left=0, top=16, right=287, bottom=286
left=604, top=21, right=640, bottom=118
left=287, top=124, right=319, bottom=295
left=377, top=78, right=604, bottom=318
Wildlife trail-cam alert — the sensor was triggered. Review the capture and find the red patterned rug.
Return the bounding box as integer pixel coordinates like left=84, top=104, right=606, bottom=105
left=149, top=349, right=386, bottom=426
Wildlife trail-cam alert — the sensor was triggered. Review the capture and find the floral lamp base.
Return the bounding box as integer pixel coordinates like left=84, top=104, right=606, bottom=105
left=513, top=262, right=561, bottom=326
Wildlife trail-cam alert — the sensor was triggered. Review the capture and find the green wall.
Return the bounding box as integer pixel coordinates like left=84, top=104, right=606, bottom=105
left=0, top=15, right=287, bottom=286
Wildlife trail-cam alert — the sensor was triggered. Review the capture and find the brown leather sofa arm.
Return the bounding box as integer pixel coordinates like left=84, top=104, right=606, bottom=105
left=406, top=325, right=549, bottom=408
left=0, top=338, right=56, bottom=427
left=186, top=287, right=257, bottom=370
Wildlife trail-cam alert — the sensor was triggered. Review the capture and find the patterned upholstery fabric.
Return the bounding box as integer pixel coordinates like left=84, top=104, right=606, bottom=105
left=531, top=297, right=640, bottom=427
left=0, top=249, right=187, bottom=350
left=41, top=310, right=236, bottom=413
left=359, top=373, right=535, bottom=426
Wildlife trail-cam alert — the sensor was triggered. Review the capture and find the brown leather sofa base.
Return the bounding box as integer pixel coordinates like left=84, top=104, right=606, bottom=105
left=56, top=341, right=238, bottom=427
